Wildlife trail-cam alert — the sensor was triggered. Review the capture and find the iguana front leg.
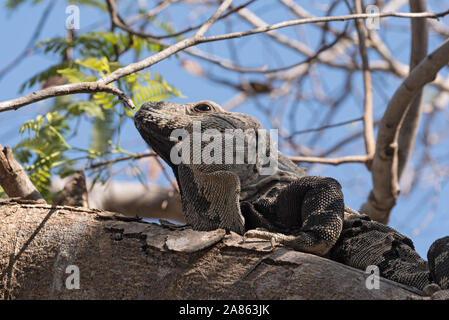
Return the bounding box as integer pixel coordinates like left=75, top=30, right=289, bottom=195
left=178, top=164, right=245, bottom=234
left=245, top=176, right=344, bottom=256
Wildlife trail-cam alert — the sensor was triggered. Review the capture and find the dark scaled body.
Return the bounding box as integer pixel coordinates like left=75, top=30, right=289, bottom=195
left=135, top=100, right=449, bottom=292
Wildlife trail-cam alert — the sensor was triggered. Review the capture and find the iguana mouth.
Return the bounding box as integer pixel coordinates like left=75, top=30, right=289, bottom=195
left=134, top=104, right=178, bottom=168
left=135, top=101, right=187, bottom=128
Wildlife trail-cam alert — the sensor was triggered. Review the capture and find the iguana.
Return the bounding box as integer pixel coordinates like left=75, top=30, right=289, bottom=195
left=134, top=100, right=449, bottom=296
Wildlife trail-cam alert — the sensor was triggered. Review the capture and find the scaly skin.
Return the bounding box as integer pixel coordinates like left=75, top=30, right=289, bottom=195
left=134, top=100, right=449, bottom=292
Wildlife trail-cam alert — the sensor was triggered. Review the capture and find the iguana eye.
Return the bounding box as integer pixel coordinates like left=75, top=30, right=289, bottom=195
left=194, top=103, right=212, bottom=112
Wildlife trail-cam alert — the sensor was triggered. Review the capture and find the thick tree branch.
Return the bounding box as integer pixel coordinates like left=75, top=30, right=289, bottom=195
left=361, top=38, right=449, bottom=223
left=397, top=0, right=429, bottom=179
left=0, top=202, right=422, bottom=299
left=0, top=145, right=45, bottom=203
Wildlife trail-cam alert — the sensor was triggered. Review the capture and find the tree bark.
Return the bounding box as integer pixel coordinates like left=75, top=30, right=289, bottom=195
left=0, top=200, right=421, bottom=300
left=361, top=38, right=449, bottom=223
left=0, top=145, right=45, bottom=203
left=396, top=0, right=428, bottom=179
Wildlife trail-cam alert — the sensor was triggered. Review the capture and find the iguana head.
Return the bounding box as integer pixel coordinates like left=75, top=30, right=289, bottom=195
left=135, top=100, right=304, bottom=234
left=134, top=100, right=263, bottom=169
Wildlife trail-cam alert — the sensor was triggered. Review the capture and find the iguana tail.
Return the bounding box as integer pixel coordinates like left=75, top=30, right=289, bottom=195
left=428, top=236, right=449, bottom=289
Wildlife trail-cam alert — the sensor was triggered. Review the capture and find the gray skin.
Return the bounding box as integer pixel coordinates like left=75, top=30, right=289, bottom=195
left=134, top=100, right=449, bottom=293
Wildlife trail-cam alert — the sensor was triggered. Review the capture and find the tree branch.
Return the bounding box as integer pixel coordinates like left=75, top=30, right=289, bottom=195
left=361, top=38, right=449, bottom=223
left=397, top=0, right=429, bottom=179
left=289, top=154, right=373, bottom=165
left=0, top=82, right=135, bottom=113
left=354, top=0, right=375, bottom=165
left=1, top=6, right=448, bottom=114
left=0, top=145, right=45, bottom=203
left=0, top=202, right=422, bottom=299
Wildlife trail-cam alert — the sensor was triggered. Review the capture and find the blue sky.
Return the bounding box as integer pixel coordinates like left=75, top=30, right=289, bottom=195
left=1, top=1, right=449, bottom=257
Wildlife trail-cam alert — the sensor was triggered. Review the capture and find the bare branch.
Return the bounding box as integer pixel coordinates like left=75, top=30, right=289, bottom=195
left=361, top=38, right=449, bottom=223
left=0, top=82, right=135, bottom=113
left=1, top=6, right=448, bottom=114
left=397, top=0, right=429, bottom=179
left=288, top=117, right=363, bottom=137
left=289, top=154, right=372, bottom=165
left=120, top=0, right=256, bottom=40
left=153, top=156, right=179, bottom=193
left=202, top=9, right=448, bottom=43
left=0, top=145, right=45, bottom=203
left=354, top=0, right=375, bottom=163
left=87, top=152, right=157, bottom=170
left=194, top=0, right=234, bottom=37
left=0, top=2, right=55, bottom=82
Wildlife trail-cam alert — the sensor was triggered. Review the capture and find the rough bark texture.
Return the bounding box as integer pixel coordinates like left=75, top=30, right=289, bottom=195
left=0, top=145, right=45, bottom=203
left=52, top=171, right=89, bottom=207
left=0, top=200, right=422, bottom=300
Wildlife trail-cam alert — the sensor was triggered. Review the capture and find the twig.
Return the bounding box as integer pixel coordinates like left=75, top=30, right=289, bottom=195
left=87, top=152, right=157, bottom=170
left=200, top=10, right=449, bottom=44
left=0, top=82, right=135, bottom=112
left=1, top=5, right=448, bottom=114
left=289, top=154, right=372, bottom=165
left=194, top=0, right=234, bottom=38
left=126, top=0, right=178, bottom=25
left=118, top=0, right=256, bottom=40
left=319, top=120, right=380, bottom=158
left=258, top=23, right=349, bottom=74
left=288, top=117, right=363, bottom=137
left=0, top=2, right=55, bottom=82
left=153, top=157, right=179, bottom=193
left=354, top=0, right=375, bottom=165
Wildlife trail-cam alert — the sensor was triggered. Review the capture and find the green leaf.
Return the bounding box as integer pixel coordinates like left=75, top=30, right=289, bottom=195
left=93, top=91, right=116, bottom=109
left=19, top=61, right=73, bottom=93
left=57, top=68, right=96, bottom=83
left=68, top=101, right=105, bottom=120
left=89, top=108, right=115, bottom=155
left=76, top=56, right=111, bottom=76
left=12, top=8, right=186, bottom=199
left=123, top=107, right=135, bottom=117
left=14, top=110, right=74, bottom=200
left=68, top=0, right=107, bottom=11
left=5, top=0, right=42, bottom=9
left=131, top=77, right=184, bottom=105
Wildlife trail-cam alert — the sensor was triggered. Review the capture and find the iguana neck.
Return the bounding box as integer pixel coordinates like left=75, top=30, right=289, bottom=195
left=239, top=152, right=307, bottom=201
